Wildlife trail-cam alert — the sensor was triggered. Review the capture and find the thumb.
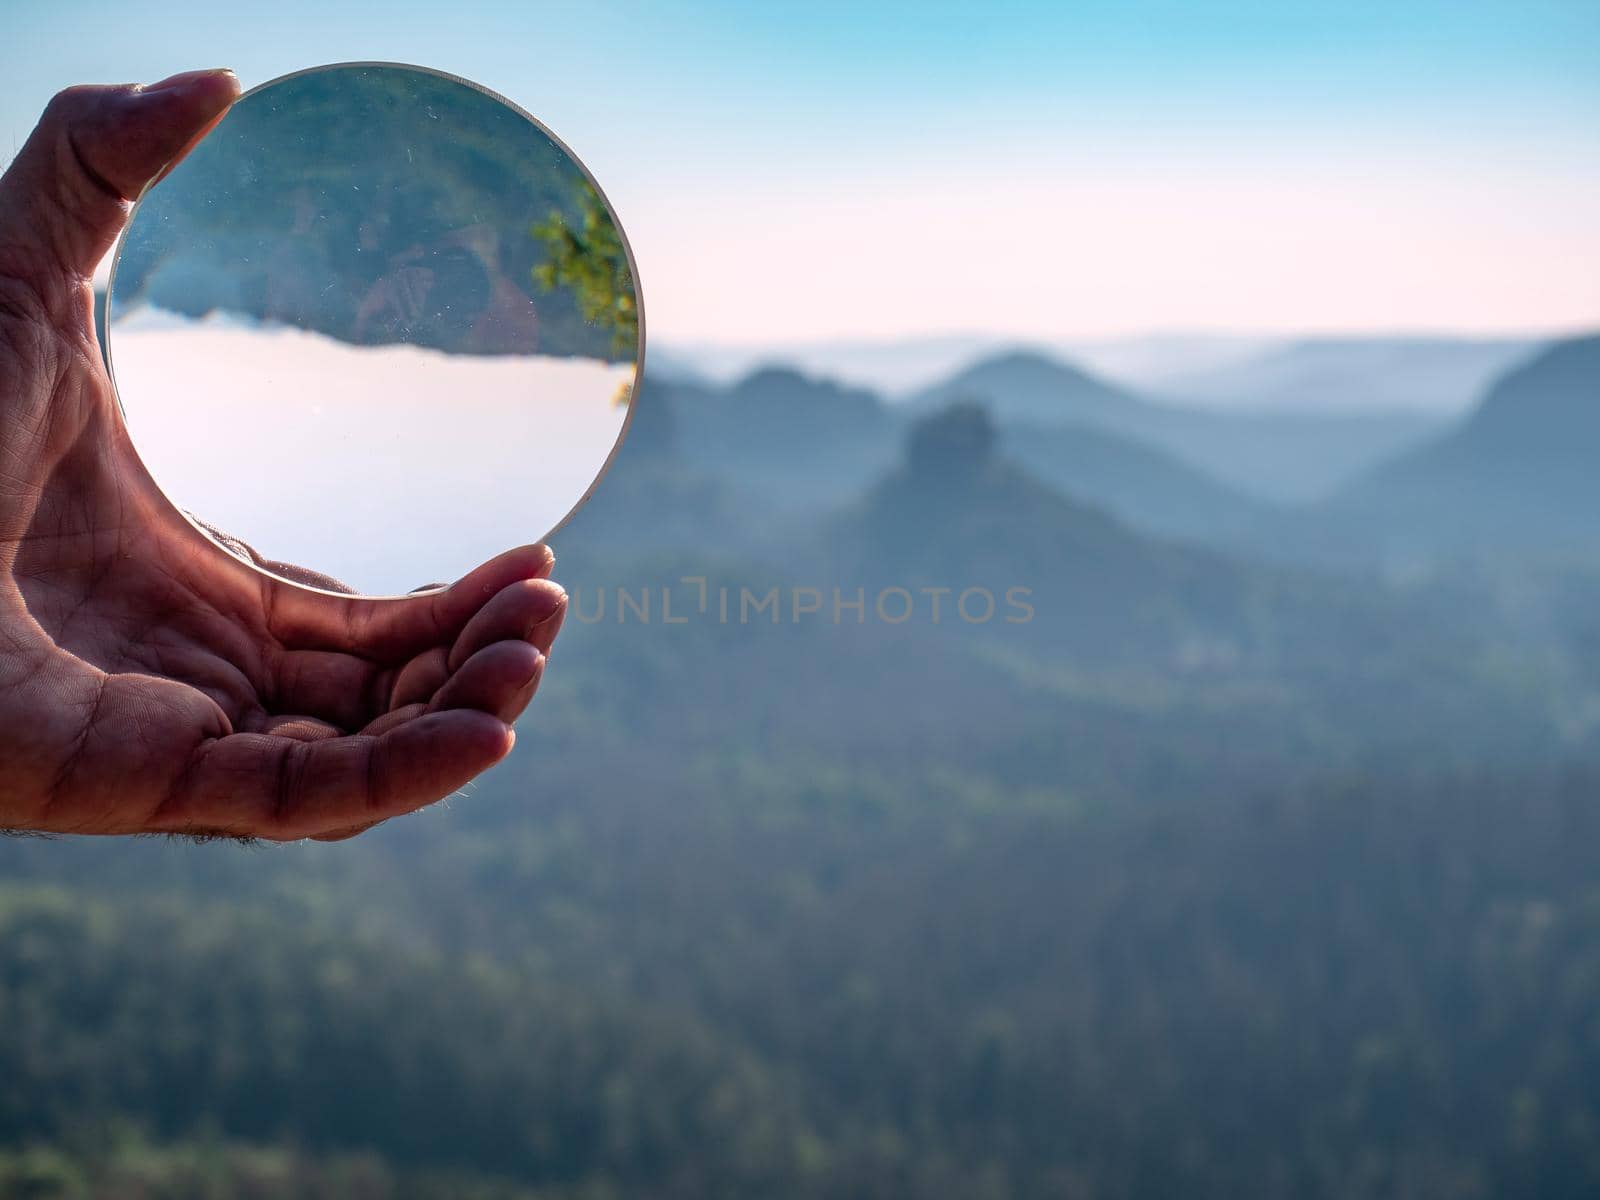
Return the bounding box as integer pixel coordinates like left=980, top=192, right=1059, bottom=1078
left=0, top=69, right=240, bottom=285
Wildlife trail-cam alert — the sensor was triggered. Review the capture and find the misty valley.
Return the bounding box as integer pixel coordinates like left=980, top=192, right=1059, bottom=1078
left=5, top=332, right=1600, bottom=1198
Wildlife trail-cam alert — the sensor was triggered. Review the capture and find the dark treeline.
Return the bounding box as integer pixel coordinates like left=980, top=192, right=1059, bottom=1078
left=5, top=761, right=1600, bottom=1198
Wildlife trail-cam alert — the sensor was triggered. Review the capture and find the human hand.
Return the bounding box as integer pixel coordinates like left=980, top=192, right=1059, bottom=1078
left=0, top=71, right=567, bottom=840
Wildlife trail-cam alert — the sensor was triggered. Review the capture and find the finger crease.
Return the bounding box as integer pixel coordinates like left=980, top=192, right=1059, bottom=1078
left=43, top=670, right=110, bottom=817
left=274, top=739, right=307, bottom=829
left=63, top=128, right=127, bottom=203
left=363, top=734, right=383, bottom=815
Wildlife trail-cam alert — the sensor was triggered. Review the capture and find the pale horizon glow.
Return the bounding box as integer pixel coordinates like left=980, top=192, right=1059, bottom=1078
left=635, top=147, right=1600, bottom=345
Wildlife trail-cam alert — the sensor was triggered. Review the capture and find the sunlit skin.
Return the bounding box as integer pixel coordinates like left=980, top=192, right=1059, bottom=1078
left=0, top=70, right=568, bottom=840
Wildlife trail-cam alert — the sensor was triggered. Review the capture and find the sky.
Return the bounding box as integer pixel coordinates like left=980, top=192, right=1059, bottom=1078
left=4, top=0, right=1598, bottom=348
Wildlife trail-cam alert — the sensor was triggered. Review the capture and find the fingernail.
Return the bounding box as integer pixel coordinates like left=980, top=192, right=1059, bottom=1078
left=145, top=68, right=237, bottom=95
left=532, top=583, right=568, bottom=625
left=519, top=651, right=546, bottom=689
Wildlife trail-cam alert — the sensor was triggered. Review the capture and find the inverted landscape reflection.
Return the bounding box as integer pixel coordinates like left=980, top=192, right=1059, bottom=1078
left=107, top=63, right=640, bottom=594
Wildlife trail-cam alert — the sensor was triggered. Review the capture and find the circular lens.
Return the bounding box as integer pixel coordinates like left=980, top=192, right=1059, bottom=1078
left=106, top=62, right=642, bottom=596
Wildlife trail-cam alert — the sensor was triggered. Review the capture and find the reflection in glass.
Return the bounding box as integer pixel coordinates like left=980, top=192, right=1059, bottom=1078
left=107, top=63, right=642, bottom=596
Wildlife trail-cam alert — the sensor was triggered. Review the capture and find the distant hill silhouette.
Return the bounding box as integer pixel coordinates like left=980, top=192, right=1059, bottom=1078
left=912, top=351, right=1152, bottom=426
left=1328, top=334, right=1600, bottom=559
left=1156, top=336, right=1540, bottom=416
left=650, top=361, right=1272, bottom=544
left=999, top=420, right=1270, bottom=544
left=817, top=403, right=1507, bottom=722
left=828, top=404, right=1296, bottom=668
left=668, top=367, right=903, bottom=514
left=916, top=351, right=1443, bottom=502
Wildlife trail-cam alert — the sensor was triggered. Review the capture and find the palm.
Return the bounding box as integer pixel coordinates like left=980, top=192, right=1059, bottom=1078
left=0, top=73, right=567, bottom=839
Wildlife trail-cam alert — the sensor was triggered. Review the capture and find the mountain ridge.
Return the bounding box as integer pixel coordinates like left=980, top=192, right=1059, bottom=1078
left=912, top=348, right=1443, bottom=502
left=1325, top=332, right=1600, bottom=558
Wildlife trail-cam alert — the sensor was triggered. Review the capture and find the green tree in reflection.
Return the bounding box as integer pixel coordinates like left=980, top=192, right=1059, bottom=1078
left=531, top=180, right=638, bottom=365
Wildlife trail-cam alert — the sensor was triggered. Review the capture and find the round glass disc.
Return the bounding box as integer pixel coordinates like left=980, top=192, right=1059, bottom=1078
left=106, top=62, right=642, bottom=596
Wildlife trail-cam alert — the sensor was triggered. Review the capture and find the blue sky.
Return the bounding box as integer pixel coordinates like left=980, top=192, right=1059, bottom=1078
left=5, top=0, right=1597, bottom=344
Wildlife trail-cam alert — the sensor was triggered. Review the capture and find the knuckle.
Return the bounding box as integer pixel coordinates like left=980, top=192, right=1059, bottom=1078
left=43, top=85, right=104, bottom=122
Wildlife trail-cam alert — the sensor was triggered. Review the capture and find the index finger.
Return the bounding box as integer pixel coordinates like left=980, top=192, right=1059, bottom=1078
left=263, top=543, right=557, bottom=658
